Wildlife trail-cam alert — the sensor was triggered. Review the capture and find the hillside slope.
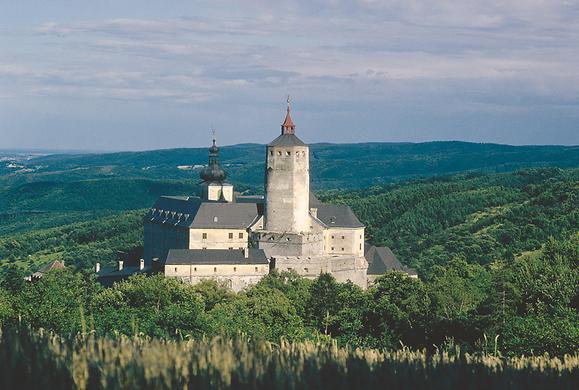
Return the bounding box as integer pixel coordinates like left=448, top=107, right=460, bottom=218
left=3, top=141, right=578, bottom=190
left=2, top=168, right=576, bottom=278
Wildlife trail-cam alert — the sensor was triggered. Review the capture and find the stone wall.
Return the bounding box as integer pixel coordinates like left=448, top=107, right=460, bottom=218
left=274, top=255, right=368, bottom=288
left=202, top=183, right=234, bottom=202
left=164, top=263, right=269, bottom=292
left=265, top=145, right=310, bottom=233
left=189, top=228, right=248, bottom=250
left=324, top=227, right=365, bottom=256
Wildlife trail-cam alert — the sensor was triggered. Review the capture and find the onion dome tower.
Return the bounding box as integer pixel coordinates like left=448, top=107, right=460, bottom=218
left=200, top=138, right=227, bottom=183
left=200, top=136, right=233, bottom=202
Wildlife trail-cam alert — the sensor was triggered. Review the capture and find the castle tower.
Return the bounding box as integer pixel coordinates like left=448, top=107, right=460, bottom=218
left=264, top=97, right=310, bottom=233
left=200, top=137, right=234, bottom=202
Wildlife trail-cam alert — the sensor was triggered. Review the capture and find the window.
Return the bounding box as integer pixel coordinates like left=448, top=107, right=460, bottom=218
left=239, top=232, right=244, bottom=239
left=255, top=267, right=258, bottom=272
left=270, top=150, right=273, bottom=156
left=202, top=232, right=207, bottom=239
left=278, top=151, right=282, bottom=156
left=359, top=243, right=362, bottom=250
left=239, top=247, right=243, bottom=250
left=194, top=267, right=197, bottom=272
left=331, top=235, right=334, bottom=239
left=229, top=232, right=234, bottom=239
left=304, top=267, right=309, bottom=273
left=174, top=267, right=177, bottom=273
left=360, top=234, right=362, bottom=239
left=341, top=248, right=345, bottom=251
left=286, top=151, right=291, bottom=156
left=213, top=267, right=217, bottom=272
left=213, top=216, right=218, bottom=222
left=202, top=247, right=207, bottom=250
left=331, top=247, right=334, bottom=251
left=342, top=236, right=345, bottom=239
left=228, top=247, right=233, bottom=250
left=234, top=267, right=237, bottom=272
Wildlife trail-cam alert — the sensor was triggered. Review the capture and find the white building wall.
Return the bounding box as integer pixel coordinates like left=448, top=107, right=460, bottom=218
left=324, top=227, right=365, bottom=256
left=165, top=263, right=269, bottom=292
left=265, top=145, right=310, bottom=233
left=189, top=228, right=248, bottom=250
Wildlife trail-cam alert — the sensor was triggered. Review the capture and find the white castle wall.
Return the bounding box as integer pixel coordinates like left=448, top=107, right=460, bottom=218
left=265, top=145, right=310, bottom=233
left=165, top=263, right=269, bottom=292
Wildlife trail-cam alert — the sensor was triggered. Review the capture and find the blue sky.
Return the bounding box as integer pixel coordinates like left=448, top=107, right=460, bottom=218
left=1, top=0, right=578, bottom=151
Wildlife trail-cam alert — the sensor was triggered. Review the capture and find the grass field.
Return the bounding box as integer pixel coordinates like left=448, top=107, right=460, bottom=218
left=0, top=326, right=576, bottom=390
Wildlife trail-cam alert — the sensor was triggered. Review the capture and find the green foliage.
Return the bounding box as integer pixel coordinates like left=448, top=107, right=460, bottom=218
left=91, top=274, right=207, bottom=338
left=0, top=210, right=144, bottom=274
left=323, top=168, right=578, bottom=277
left=366, top=272, right=431, bottom=349
left=209, top=286, right=305, bottom=341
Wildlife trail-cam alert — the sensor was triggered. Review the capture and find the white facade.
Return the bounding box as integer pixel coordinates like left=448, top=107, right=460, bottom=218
left=265, top=144, right=311, bottom=233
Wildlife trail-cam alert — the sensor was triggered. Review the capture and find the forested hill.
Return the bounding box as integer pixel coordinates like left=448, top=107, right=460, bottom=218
left=1, top=168, right=576, bottom=280
left=2, top=141, right=578, bottom=189
left=320, top=167, right=578, bottom=277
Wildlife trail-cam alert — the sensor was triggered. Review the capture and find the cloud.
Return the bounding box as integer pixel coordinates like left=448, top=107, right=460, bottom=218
left=1, top=0, right=578, bottom=148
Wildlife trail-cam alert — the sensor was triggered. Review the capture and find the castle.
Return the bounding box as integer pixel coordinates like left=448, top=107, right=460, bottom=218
left=97, top=99, right=414, bottom=290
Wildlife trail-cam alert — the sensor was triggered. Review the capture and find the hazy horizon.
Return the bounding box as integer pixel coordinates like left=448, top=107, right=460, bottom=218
left=1, top=1, right=578, bottom=150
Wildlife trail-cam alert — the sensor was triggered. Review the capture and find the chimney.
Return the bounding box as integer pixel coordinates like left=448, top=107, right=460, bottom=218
left=118, top=260, right=124, bottom=271
left=310, top=208, right=318, bottom=218
left=243, top=248, right=249, bottom=259
left=139, top=258, right=145, bottom=270
left=95, top=263, right=101, bottom=273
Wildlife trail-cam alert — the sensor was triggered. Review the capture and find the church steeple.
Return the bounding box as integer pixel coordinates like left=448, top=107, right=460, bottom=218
left=281, top=95, right=296, bottom=134
left=200, top=135, right=226, bottom=183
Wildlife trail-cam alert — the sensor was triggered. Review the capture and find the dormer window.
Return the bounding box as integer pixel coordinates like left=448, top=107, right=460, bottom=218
left=213, top=216, right=218, bottom=222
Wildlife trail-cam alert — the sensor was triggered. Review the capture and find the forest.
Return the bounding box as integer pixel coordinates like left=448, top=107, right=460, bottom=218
left=0, top=167, right=577, bottom=358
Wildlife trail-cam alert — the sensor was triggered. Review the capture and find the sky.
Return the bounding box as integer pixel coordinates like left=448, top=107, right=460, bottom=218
left=0, top=0, right=578, bottom=151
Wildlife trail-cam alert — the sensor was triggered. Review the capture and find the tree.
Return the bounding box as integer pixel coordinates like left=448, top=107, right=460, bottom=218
left=209, top=286, right=305, bottom=341
left=366, top=272, right=431, bottom=349
left=90, top=274, right=207, bottom=338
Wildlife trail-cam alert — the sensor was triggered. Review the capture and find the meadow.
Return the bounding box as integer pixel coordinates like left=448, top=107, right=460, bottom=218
left=1, top=326, right=576, bottom=390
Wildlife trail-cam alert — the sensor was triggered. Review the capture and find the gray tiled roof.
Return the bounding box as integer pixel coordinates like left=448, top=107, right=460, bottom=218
left=268, top=133, right=307, bottom=147
left=146, top=196, right=260, bottom=229
left=315, top=204, right=364, bottom=228
left=364, top=243, right=417, bottom=276
left=165, top=249, right=269, bottom=265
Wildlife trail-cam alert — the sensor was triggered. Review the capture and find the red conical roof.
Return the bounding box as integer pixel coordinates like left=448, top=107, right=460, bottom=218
left=281, top=96, right=296, bottom=134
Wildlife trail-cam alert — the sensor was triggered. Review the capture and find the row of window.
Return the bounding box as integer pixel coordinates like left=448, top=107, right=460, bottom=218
left=270, top=150, right=307, bottom=157
left=329, top=243, right=363, bottom=251
left=330, top=234, right=364, bottom=240
left=202, top=232, right=244, bottom=239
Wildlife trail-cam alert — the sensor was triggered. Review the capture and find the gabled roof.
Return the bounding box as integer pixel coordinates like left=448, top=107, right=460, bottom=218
left=165, top=249, right=269, bottom=265
left=268, top=133, right=307, bottom=147
left=315, top=204, right=364, bottom=228
left=146, top=196, right=260, bottom=229
left=191, top=203, right=260, bottom=228
left=364, top=243, right=417, bottom=276
left=36, top=260, right=65, bottom=275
